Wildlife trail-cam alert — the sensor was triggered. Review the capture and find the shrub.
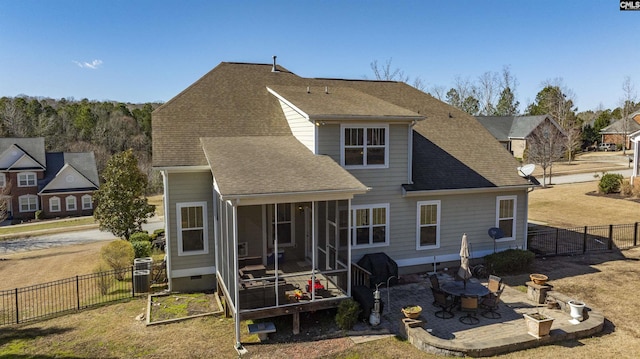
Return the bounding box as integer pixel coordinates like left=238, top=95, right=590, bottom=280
left=335, top=298, right=361, bottom=331
left=484, top=249, right=535, bottom=276
left=132, top=240, right=153, bottom=258
left=94, top=262, right=114, bottom=295
left=130, top=231, right=151, bottom=242
left=621, top=180, right=634, bottom=197
left=100, top=240, right=134, bottom=280
left=35, top=210, right=42, bottom=220
left=598, top=173, right=624, bottom=194
left=633, top=180, right=640, bottom=198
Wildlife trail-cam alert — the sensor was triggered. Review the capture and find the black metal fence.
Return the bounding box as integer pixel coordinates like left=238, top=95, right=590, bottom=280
left=528, top=222, right=640, bottom=256
left=0, top=262, right=166, bottom=326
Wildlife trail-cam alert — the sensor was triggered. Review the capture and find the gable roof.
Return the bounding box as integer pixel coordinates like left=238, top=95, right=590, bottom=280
left=39, top=152, right=99, bottom=192
left=267, top=85, right=424, bottom=122
left=153, top=61, right=530, bottom=191
left=600, top=116, right=640, bottom=134
left=0, top=138, right=46, bottom=170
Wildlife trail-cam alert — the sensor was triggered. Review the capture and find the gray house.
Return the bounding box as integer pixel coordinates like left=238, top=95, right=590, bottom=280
left=152, top=61, right=534, bottom=347
left=475, top=115, right=564, bottom=159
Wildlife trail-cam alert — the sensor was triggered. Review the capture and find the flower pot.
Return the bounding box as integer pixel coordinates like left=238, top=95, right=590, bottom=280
left=530, top=273, right=548, bottom=285
left=523, top=313, right=554, bottom=338
left=402, top=305, right=422, bottom=319
left=568, top=300, right=585, bottom=322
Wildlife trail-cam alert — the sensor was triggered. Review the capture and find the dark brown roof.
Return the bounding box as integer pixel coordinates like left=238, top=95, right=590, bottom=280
left=201, top=136, right=368, bottom=198
left=153, top=62, right=529, bottom=190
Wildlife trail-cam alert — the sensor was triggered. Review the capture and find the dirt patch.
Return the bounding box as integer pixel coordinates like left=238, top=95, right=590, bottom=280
left=149, top=292, right=219, bottom=323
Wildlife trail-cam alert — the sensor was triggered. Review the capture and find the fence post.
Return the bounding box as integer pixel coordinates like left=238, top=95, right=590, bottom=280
left=608, top=224, right=613, bottom=250
left=76, top=275, right=80, bottom=310
left=14, top=288, right=19, bottom=325
left=131, top=266, right=135, bottom=298
left=555, top=228, right=559, bottom=255
left=583, top=226, right=588, bottom=254
left=634, top=222, right=638, bottom=247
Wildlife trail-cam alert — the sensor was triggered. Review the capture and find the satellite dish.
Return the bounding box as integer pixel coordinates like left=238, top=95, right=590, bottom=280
left=488, top=227, right=504, bottom=240
left=517, top=164, right=536, bottom=177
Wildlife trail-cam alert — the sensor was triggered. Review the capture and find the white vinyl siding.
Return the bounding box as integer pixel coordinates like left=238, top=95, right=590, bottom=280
left=82, top=194, right=93, bottom=209
left=341, top=124, right=389, bottom=168
left=19, top=195, right=38, bottom=212
left=50, top=196, right=61, bottom=212
left=496, top=196, right=517, bottom=241
left=417, top=200, right=440, bottom=250
left=177, top=201, right=209, bottom=256
left=278, top=100, right=316, bottom=152
left=352, top=203, right=389, bottom=248
left=18, top=172, right=36, bottom=187
left=66, top=196, right=77, bottom=211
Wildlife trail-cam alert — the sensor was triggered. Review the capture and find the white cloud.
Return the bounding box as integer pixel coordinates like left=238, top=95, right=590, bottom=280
left=73, top=59, right=103, bottom=69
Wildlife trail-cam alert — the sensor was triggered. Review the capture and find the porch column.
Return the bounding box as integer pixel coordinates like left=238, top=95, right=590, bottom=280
left=232, top=201, right=241, bottom=349
left=311, top=200, right=316, bottom=301
left=347, top=198, right=352, bottom=296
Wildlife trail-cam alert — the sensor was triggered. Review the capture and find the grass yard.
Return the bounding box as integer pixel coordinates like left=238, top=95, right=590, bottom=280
left=1, top=180, right=640, bottom=358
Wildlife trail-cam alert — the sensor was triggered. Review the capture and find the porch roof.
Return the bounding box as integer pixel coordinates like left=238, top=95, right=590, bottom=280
left=201, top=136, right=368, bottom=203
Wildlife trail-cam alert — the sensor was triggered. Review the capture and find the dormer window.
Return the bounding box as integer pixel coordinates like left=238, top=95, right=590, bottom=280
left=341, top=125, right=388, bottom=168
left=18, top=172, right=36, bottom=187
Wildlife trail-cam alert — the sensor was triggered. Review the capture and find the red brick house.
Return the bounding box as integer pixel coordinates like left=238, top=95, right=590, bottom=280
left=0, top=138, right=99, bottom=222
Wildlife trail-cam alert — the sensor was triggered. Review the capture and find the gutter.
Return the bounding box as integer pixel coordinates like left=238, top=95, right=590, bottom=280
left=402, top=184, right=536, bottom=197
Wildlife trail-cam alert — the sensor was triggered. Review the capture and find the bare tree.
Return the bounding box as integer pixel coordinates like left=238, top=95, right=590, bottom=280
left=526, top=121, right=566, bottom=187
left=477, top=71, right=499, bottom=115
left=370, top=58, right=424, bottom=91
left=0, top=179, right=13, bottom=222
left=619, top=76, right=638, bottom=154
left=428, top=85, right=447, bottom=100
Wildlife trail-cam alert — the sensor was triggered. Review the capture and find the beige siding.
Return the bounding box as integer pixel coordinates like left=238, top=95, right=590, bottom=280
left=511, top=139, right=526, bottom=159
left=279, top=100, right=316, bottom=152
left=166, top=171, right=215, bottom=275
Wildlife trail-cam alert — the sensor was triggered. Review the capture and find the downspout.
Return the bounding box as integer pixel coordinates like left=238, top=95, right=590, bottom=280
left=523, top=190, right=529, bottom=250
left=347, top=198, right=352, bottom=296
left=161, top=170, right=172, bottom=292
left=232, top=200, right=241, bottom=349
left=407, top=121, right=417, bottom=184
left=311, top=201, right=316, bottom=301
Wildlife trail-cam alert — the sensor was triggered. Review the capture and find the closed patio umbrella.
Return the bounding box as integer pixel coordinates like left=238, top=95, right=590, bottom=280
left=458, top=233, right=472, bottom=288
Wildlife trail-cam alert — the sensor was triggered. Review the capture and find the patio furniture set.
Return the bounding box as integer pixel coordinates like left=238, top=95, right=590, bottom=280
left=430, top=274, right=504, bottom=325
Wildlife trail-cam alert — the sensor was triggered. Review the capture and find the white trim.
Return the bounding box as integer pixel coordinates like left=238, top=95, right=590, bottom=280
left=340, top=124, right=389, bottom=169
left=267, top=203, right=295, bottom=247
left=17, top=172, right=37, bottom=187
left=266, top=87, right=311, bottom=120
left=403, top=185, right=535, bottom=197
left=81, top=194, right=93, bottom=209
left=161, top=171, right=172, bottom=291
left=351, top=203, right=390, bottom=248
left=416, top=200, right=441, bottom=250
left=49, top=196, right=61, bottom=212
left=171, top=266, right=216, bottom=278
left=222, top=188, right=367, bottom=206
left=176, top=201, right=209, bottom=256
left=0, top=173, right=5, bottom=188
left=65, top=195, right=77, bottom=211
left=18, top=194, right=38, bottom=212
left=496, top=195, right=517, bottom=242
left=153, top=165, right=211, bottom=173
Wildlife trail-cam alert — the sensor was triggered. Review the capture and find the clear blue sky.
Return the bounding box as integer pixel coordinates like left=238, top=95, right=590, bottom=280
left=0, top=1, right=637, bottom=112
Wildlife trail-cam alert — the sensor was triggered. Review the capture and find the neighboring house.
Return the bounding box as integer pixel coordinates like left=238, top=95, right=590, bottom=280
left=152, top=61, right=534, bottom=347
left=631, top=130, right=640, bottom=184
left=600, top=110, right=640, bottom=150
left=0, top=138, right=99, bottom=222
left=475, top=115, right=566, bottom=159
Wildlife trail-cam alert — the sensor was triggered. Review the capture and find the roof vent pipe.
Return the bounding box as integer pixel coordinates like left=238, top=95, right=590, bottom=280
left=307, top=86, right=310, bottom=94
left=272, top=55, right=278, bottom=72
left=325, top=86, right=329, bottom=94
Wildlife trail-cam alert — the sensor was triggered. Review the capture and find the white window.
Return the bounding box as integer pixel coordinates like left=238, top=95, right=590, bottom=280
left=341, top=125, right=388, bottom=168
left=352, top=204, right=389, bottom=248
left=50, top=196, right=61, bottom=212
left=19, top=195, right=38, bottom=212
left=417, top=200, right=441, bottom=249
left=496, top=196, right=517, bottom=240
left=18, top=172, right=36, bottom=187
left=66, top=196, right=77, bottom=211
left=176, top=202, right=208, bottom=255
left=0, top=173, right=5, bottom=188
left=268, top=203, right=295, bottom=247
left=82, top=194, right=93, bottom=209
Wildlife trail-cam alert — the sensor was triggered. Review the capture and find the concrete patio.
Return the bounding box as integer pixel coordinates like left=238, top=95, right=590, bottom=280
left=351, top=272, right=605, bottom=357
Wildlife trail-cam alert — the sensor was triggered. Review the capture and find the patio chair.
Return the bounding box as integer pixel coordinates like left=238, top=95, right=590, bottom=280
left=487, top=275, right=503, bottom=294
left=428, top=273, right=440, bottom=289
left=480, top=288, right=503, bottom=319
left=459, top=295, right=480, bottom=325
left=431, top=287, right=455, bottom=319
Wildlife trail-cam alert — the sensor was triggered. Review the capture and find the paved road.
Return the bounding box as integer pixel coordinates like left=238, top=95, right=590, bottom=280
left=0, top=218, right=164, bottom=255
left=543, top=168, right=633, bottom=185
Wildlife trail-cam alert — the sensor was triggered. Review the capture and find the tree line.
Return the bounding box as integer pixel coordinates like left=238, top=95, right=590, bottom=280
left=0, top=96, right=161, bottom=193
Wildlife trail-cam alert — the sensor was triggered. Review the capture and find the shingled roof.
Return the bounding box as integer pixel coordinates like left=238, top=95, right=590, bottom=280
left=153, top=61, right=529, bottom=191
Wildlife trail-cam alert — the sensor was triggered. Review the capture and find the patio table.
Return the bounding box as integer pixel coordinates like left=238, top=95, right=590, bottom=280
left=441, top=281, right=490, bottom=298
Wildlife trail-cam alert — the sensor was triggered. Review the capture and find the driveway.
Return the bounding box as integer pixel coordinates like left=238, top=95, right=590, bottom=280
left=0, top=217, right=165, bottom=255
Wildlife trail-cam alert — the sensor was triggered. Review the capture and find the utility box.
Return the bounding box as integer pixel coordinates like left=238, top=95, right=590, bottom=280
left=134, top=257, right=153, bottom=270
left=134, top=269, right=150, bottom=293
